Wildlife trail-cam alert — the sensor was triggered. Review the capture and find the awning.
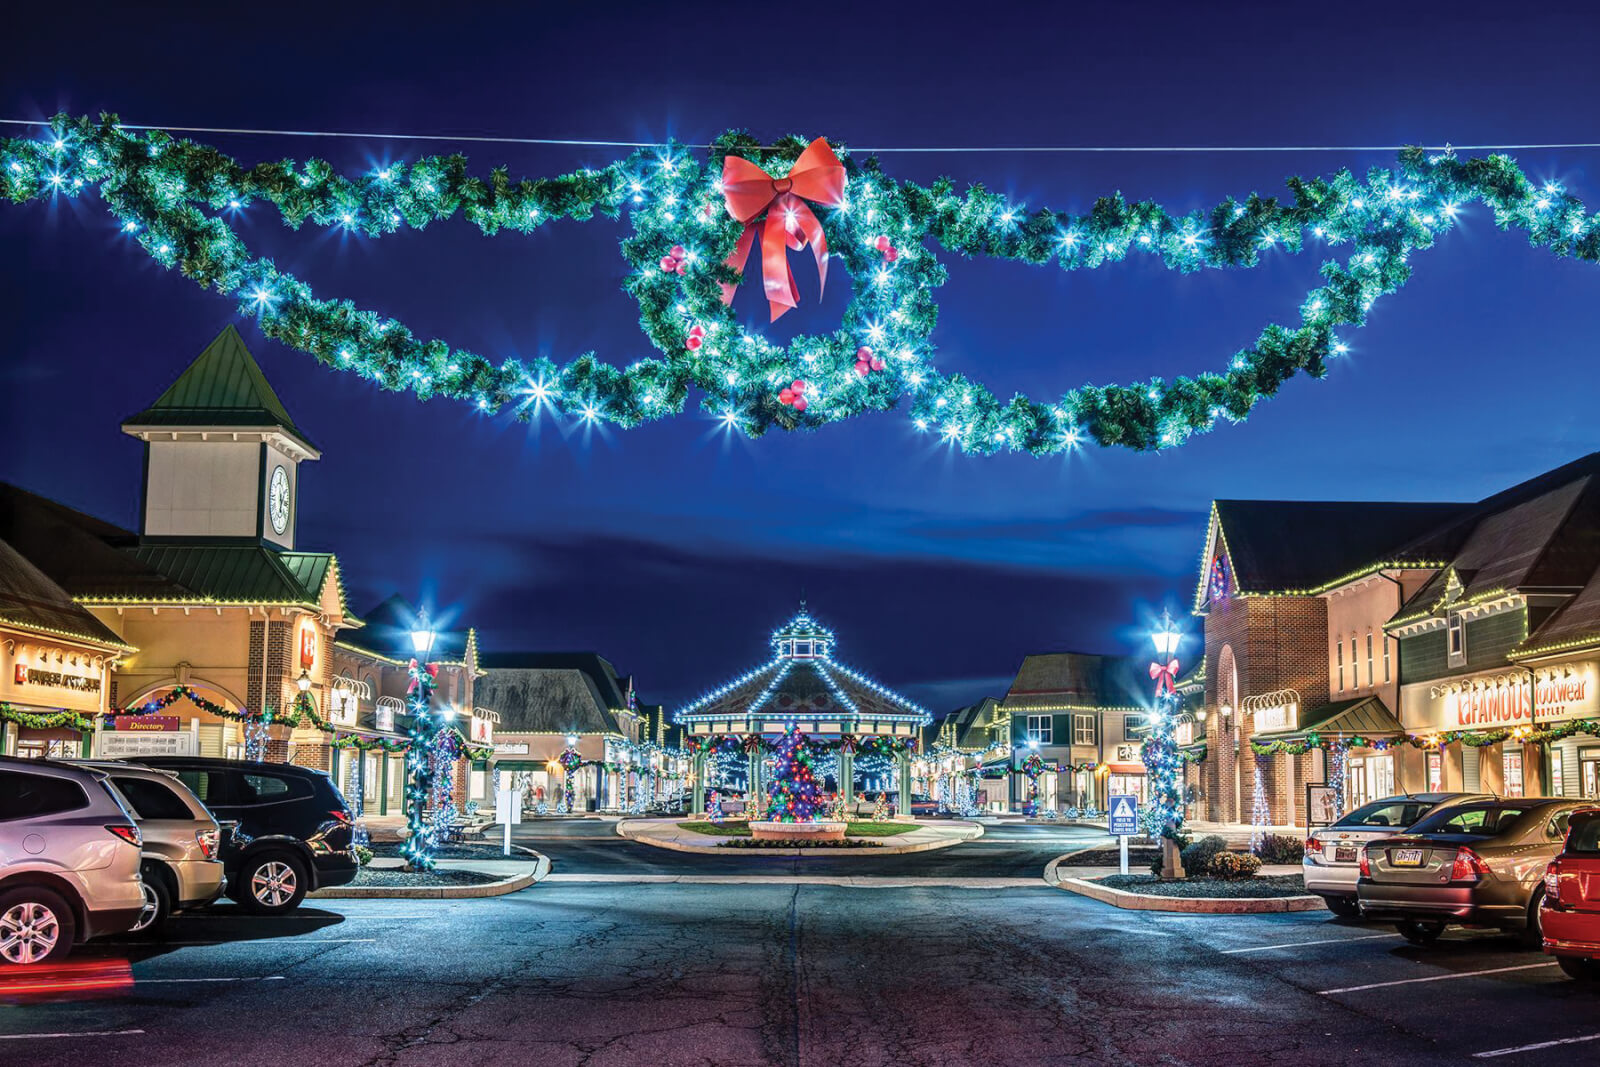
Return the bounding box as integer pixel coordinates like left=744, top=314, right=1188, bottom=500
left=1251, top=695, right=1403, bottom=743
left=1105, top=762, right=1145, bottom=775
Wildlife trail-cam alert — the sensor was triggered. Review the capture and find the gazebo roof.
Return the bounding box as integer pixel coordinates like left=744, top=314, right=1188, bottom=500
left=675, top=609, right=930, bottom=728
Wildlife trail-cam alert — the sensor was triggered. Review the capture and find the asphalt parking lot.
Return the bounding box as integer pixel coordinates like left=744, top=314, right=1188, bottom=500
left=2, top=824, right=1597, bottom=1066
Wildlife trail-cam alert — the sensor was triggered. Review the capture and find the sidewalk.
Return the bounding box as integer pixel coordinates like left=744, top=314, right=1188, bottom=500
left=617, top=818, right=984, bottom=856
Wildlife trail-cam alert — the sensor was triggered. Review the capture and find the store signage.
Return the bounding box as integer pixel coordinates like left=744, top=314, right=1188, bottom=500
left=98, top=731, right=196, bottom=758
left=1411, top=668, right=1600, bottom=730
left=494, top=742, right=529, bottom=755
left=107, top=715, right=178, bottom=731
left=1114, top=744, right=1142, bottom=764
left=1254, top=702, right=1295, bottom=732
left=470, top=715, right=493, bottom=744
left=13, top=664, right=102, bottom=693
left=375, top=705, right=395, bottom=732
left=298, top=621, right=317, bottom=669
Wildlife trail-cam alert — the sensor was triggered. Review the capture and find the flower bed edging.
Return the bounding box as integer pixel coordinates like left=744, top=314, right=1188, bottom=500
left=1052, top=874, right=1328, bottom=914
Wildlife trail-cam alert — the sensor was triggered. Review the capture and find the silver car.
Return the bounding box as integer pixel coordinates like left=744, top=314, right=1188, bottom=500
left=1304, top=793, right=1490, bottom=917
left=0, top=756, right=145, bottom=964
left=71, top=760, right=225, bottom=933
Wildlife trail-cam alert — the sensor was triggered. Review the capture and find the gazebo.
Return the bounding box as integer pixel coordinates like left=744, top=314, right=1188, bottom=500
left=676, top=607, right=931, bottom=817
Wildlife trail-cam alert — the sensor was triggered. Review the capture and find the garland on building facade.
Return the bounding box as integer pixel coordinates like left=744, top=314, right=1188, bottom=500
left=8, top=116, right=1600, bottom=454
left=684, top=732, right=918, bottom=756
left=0, top=702, right=96, bottom=732
left=1248, top=717, right=1600, bottom=757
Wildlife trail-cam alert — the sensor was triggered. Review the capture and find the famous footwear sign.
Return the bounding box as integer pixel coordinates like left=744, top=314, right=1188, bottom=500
left=1405, top=665, right=1599, bottom=731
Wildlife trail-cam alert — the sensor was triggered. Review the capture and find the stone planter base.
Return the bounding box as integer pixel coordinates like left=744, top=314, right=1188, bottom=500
left=749, top=820, right=847, bottom=843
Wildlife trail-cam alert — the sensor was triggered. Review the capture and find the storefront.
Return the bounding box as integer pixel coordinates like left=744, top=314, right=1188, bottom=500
left=0, top=622, right=125, bottom=758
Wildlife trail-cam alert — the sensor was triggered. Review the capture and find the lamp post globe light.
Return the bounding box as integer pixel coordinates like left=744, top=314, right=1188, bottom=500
left=401, top=609, right=440, bottom=872
left=1146, top=610, right=1187, bottom=879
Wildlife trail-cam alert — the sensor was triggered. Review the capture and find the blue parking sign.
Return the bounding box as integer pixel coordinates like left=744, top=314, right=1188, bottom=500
left=1108, top=794, right=1139, bottom=836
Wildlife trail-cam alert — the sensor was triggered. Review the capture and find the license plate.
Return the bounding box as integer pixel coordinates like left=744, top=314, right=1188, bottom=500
left=1335, top=847, right=1357, bottom=863
left=1392, top=848, right=1425, bottom=867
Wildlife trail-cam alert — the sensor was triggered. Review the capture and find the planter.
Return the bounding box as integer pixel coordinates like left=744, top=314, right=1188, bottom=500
left=748, top=819, right=847, bottom=843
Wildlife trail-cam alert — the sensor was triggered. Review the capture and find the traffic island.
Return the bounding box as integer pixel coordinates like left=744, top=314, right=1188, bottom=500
left=1047, top=862, right=1326, bottom=914
left=311, top=851, right=551, bottom=899
left=618, top=817, right=982, bottom=855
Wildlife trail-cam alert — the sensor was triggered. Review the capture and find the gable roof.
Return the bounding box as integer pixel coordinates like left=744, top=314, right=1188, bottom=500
left=121, top=324, right=315, bottom=450
left=1002, top=651, right=1146, bottom=712
left=0, top=536, right=133, bottom=651
left=480, top=652, right=631, bottom=710
left=1391, top=453, right=1600, bottom=629
left=1201, top=500, right=1468, bottom=608
left=475, top=667, right=623, bottom=735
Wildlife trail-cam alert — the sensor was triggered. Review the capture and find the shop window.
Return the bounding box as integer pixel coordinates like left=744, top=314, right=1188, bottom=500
left=1123, top=714, right=1148, bottom=737
left=1502, top=749, right=1524, bottom=798
left=1072, top=714, right=1095, bottom=745
left=1336, top=642, right=1344, bottom=692
left=1448, top=612, right=1466, bottom=666
left=1427, top=751, right=1443, bottom=792
left=1026, top=715, right=1053, bottom=745
left=1551, top=749, right=1565, bottom=797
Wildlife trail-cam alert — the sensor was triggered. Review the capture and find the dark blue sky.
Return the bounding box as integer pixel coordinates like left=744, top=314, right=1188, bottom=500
left=4, top=1, right=1599, bottom=711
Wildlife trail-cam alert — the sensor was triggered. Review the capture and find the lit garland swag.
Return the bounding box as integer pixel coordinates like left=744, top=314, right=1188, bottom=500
left=685, top=733, right=915, bottom=757
left=9, top=116, right=1600, bottom=453
left=1249, top=716, right=1600, bottom=757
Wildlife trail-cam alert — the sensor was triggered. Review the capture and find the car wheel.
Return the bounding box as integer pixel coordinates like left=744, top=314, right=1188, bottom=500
left=1557, top=956, right=1600, bottom=980
left=0, top=886, right=76, bottom=965
left=1520, top=888, right=1546, bottom=949
left=1324, top=896, right=1361, bottom=919
left=1396, top=920, right=1447, bottom=945
left=235, top=853, right=309, bottom=915
left=129, top=869, right=171, bottom=937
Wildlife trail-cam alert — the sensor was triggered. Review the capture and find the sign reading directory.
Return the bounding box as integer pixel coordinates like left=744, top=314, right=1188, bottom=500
left=1108, top=794, right=1139, bottom=836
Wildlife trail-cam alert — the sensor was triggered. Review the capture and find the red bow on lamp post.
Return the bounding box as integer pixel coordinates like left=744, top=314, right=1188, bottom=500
left=407, top=658, right=439, bottom=694
left=719, top=138, right=846, bottom=321
left=1150, top=659, right=1179, bottom=697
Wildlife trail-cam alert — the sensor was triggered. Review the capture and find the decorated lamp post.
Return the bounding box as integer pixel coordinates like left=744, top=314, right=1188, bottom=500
left=401, top=611, right=440, bottom=872
left=1144, top=611, right=1187, bottom=879
left=557, top=734, right=580, bottom=814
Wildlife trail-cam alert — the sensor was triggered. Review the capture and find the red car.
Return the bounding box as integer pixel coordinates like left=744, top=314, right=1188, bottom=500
left=1541, top=806, right=1600, bottom=979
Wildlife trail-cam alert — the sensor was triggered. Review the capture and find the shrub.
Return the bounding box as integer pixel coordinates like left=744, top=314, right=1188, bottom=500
left=1208, top=851, right=1263, bottom=880
left=1179, top=834, right=1228, bottom=876
left=1253, top=833, right=1305, bottom=864
left=353, top=844, right=373, bottom=867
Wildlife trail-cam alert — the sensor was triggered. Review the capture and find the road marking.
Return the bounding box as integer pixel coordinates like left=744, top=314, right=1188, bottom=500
left=1475, top=1032, right=1600, bottom=1058
left=1222, top=933, right=1401, bottom=954
left=111, top=938, right=377, bottom=946
left=542, top=874, right=1047, bottom=887
left=0, top=1030, right=145, bottom=1041
left=137, top=975, right=287, bottom=984
left=1319, top=962, right=1556, bottom=995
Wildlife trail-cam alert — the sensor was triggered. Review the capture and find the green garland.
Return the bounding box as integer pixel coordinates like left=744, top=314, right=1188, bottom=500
left=0, top=701, right=95, bottom=732
left=7, top=116, right=1598, bottom=452
left=112, top=685, right=331, bottom=732
left=1249, top=717, right=1600, bottom=756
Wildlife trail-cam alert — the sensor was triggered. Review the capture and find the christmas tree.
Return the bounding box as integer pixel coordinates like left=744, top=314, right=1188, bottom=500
left=765, top=730, right=823, bottom=823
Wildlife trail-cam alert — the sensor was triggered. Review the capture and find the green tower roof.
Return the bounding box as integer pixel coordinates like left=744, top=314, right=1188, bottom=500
left=122, top=324, right=315, bottom=450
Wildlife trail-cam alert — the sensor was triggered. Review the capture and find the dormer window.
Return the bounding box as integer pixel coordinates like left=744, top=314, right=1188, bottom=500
left=1447, top=611, right=1467, bottom=666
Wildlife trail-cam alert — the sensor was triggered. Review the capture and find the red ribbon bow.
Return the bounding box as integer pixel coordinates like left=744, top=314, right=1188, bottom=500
left=719, top=138, right=846, bottom=321
left=1150, top=659, right=1179, bottom=697
left=407, top=659, right=439, bottom=694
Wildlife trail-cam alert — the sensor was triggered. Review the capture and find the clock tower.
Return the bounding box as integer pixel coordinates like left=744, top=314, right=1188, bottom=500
left=122, top=324, right=320, bottom=551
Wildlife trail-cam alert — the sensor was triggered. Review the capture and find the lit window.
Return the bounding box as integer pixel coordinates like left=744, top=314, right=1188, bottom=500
left=1027, top=715, right=1053, bottom=745
left=1351, top=637, right=1359, bottom=688
left=1336, top=641, right=1344, bottom=692
left=1366, top=633, right=1374, bottom=688
left=1072, top=714, right=1095, bottom=745
left=1383, top=637, right=1391, bottom=682
left=1448, top=612, right=1466, bottom=665
left=1123, top=714, right=1148, bottom=737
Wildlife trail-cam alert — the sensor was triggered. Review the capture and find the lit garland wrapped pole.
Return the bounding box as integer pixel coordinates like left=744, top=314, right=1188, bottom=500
left=8, top=116, right=1600, bottom=454
left=400, top=612, right=442, bottom=872
left=1141, top=613, right=1187, bottom=878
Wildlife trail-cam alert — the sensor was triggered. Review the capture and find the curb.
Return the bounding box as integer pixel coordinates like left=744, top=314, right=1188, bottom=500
left=616, top=819, right=984, bottom=857
left=1050, top=872, right=1328, bottom=914
left=311, top=851, right=550, bottom=899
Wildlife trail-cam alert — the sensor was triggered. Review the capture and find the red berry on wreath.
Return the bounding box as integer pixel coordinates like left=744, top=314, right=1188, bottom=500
left=779, top=387, right=795, bottom=404
left=689, top=324, right=705, bottom=338
left=686, top=335, right=703, bottom=351
left=670, top=245, right=686, bottom=259
left=870, top=355, right=885, bottom=371
left=660, top=256, right=677, bottom=272
left=884, top=246, right=899, bottom=262
left=792, top=396, right=808, bottom=412
left=874, top=235, right=891, bottom=252
left=854, top=362, right=869, bottom=377
left=791, top=379, right=807, bottom=394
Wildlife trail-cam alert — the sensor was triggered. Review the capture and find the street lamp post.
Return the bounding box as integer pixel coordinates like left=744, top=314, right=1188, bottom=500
left=1147, top=611, right=1187, bottom=879
left=401, top=610, right=439, bottom=872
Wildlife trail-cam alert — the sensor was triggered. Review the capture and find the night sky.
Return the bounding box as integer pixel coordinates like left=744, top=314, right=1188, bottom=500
left=4, top=2, right=1600, bottom=712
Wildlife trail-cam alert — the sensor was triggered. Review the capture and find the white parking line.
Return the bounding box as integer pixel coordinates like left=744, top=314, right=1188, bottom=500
left=0, top=1030, right=145, bottom=1041
left=136, top=976, right=287, bottom=984
left=108, top=938, right=377, bottom=946
left=1222, top=933, right=1401, bottom=954
left=1319, top=962, right=1556, bottom=995
left=1475, top=1032, right=1600, bottom=1058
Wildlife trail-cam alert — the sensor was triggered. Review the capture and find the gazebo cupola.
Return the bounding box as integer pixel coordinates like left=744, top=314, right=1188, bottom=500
left=770, top=609, right=834, bottom=659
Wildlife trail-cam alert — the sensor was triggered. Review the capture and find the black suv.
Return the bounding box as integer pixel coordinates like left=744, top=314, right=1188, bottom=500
left=129, top=758, right=357, bottom=914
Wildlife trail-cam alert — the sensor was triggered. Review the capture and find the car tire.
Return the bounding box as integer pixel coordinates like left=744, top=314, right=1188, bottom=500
left=234, top=852, right=309, bottom=915
left=1324, top=896, right=1361, bottom=919
left=129, top=870, right=171, bottom=937
left=0, top=885, right=77, bottom=965
left=1396, top=920, right=1446, bottom=945
left=1557, top=956, right=1600, bottom=980
left=1520, top=888, right=1546, bottom=949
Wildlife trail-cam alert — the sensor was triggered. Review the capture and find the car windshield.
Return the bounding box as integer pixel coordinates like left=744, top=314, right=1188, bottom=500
left=1333, top=799, right=1432, bottom=830
left=1410, top=804, right=1531, bottom=836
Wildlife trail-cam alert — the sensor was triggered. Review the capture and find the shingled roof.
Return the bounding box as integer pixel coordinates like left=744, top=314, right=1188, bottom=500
left=1002, top=651, right=1146, bottom=712
left=1199, top=499, right=1469, bottom=608
left=475, top=667, right=624, bottom=735
left=0, top=537, right=132, bottom=651
left=121, top=324, right=315, bottom=451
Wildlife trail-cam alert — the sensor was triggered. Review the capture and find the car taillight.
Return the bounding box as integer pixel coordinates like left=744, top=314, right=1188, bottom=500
left=1450, top=847, right=1491, bottom=882
left=1359, top=851, right=1371, bottom=878
left=1545, top=861, right=1561, bottom=903
left=196, top=828, right=219, bottom=859
left=1305, top=837, right=1322, bottom=856
left=329, top=809, right=350, bottom=824
left=106, top=824, right=141, bottom=847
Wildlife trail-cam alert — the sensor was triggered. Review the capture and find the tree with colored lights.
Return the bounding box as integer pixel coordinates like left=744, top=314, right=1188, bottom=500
left=764, top=730, right=823, bottom=823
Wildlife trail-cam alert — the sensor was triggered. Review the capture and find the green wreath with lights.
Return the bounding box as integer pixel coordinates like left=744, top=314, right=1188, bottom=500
left=5, top=114, right=1597, bottom=453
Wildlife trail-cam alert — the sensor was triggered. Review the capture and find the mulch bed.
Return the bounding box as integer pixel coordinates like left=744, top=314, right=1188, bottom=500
left=370, top=842, right=538, bottom=862
left=349, top=868, right=501, bottom=887
left=1057, top=847, right=1161, bottom=867
left=720, top=839, right=883, bottom=848
left=1092, top=874, right=1309, bottom=899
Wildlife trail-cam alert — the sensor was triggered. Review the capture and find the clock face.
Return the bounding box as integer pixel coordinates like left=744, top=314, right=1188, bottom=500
left=268, top=465, right=291, bottom=535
